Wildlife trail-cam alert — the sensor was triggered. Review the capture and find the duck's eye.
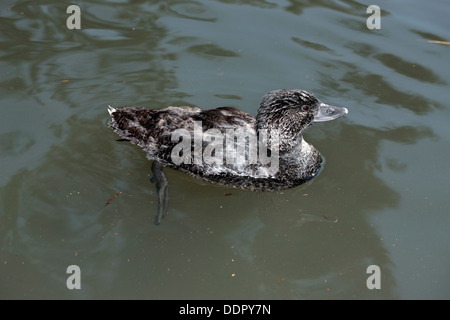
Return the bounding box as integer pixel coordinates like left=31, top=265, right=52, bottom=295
left=301, top=105, right=310, bottom=111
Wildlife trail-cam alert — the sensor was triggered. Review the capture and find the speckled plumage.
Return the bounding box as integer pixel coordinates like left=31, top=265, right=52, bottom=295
left=109, top=89, right=347, bottom=191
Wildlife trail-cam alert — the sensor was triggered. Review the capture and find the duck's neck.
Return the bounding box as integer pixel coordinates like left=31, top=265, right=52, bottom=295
left=283, top=134, right=310, bottom=156
left=281, top=135, right=322, bottom=179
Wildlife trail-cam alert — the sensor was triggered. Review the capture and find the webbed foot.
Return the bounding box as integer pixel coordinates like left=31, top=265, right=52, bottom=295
left=150, top=161, right=169, bottom=225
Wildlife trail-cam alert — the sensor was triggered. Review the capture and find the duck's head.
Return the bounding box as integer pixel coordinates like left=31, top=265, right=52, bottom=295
left=256, top=89, right=348, bottom=151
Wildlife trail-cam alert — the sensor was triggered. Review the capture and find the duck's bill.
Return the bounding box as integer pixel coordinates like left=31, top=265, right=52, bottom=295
left=313, top=102, right=348, bottom=122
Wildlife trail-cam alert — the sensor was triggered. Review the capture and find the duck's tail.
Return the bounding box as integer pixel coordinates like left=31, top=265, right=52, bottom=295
left=107, top=106, right=157, bottom=153
left=108, top=105, right=117, bottom=115
left=107, top=105, right=126, bottom=138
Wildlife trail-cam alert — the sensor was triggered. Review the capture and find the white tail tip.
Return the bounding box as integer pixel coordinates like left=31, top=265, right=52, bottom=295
left=108, top=105, right=117, bottom=115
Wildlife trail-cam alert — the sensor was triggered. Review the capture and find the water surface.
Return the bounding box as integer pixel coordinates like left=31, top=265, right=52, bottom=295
left=1, top=0, right=449, bottom=299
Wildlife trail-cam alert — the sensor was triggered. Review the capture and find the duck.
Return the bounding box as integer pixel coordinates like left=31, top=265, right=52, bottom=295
left=108, top=89, right=348, bottom=224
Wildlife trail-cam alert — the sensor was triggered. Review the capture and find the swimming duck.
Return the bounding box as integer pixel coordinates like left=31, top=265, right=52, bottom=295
left=108, top=89, right=348, bottom=224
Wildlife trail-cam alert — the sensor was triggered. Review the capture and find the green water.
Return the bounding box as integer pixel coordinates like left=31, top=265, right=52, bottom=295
left=1, top=0, right=449, bottom=299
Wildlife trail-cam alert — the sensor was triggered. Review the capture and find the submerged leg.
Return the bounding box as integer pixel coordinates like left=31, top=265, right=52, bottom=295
left=150, top=161, right=169, bottom=225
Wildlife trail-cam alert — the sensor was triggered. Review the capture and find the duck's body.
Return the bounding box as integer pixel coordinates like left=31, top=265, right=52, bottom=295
left=108, top=89, right=347, bottom=223
left=109, top=104, right=321, bottom=191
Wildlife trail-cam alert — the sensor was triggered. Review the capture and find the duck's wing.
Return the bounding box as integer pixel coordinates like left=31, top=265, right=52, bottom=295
left=194, top=106, right=256, bottom=131
left=108, top=105, right=257, bottom=161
